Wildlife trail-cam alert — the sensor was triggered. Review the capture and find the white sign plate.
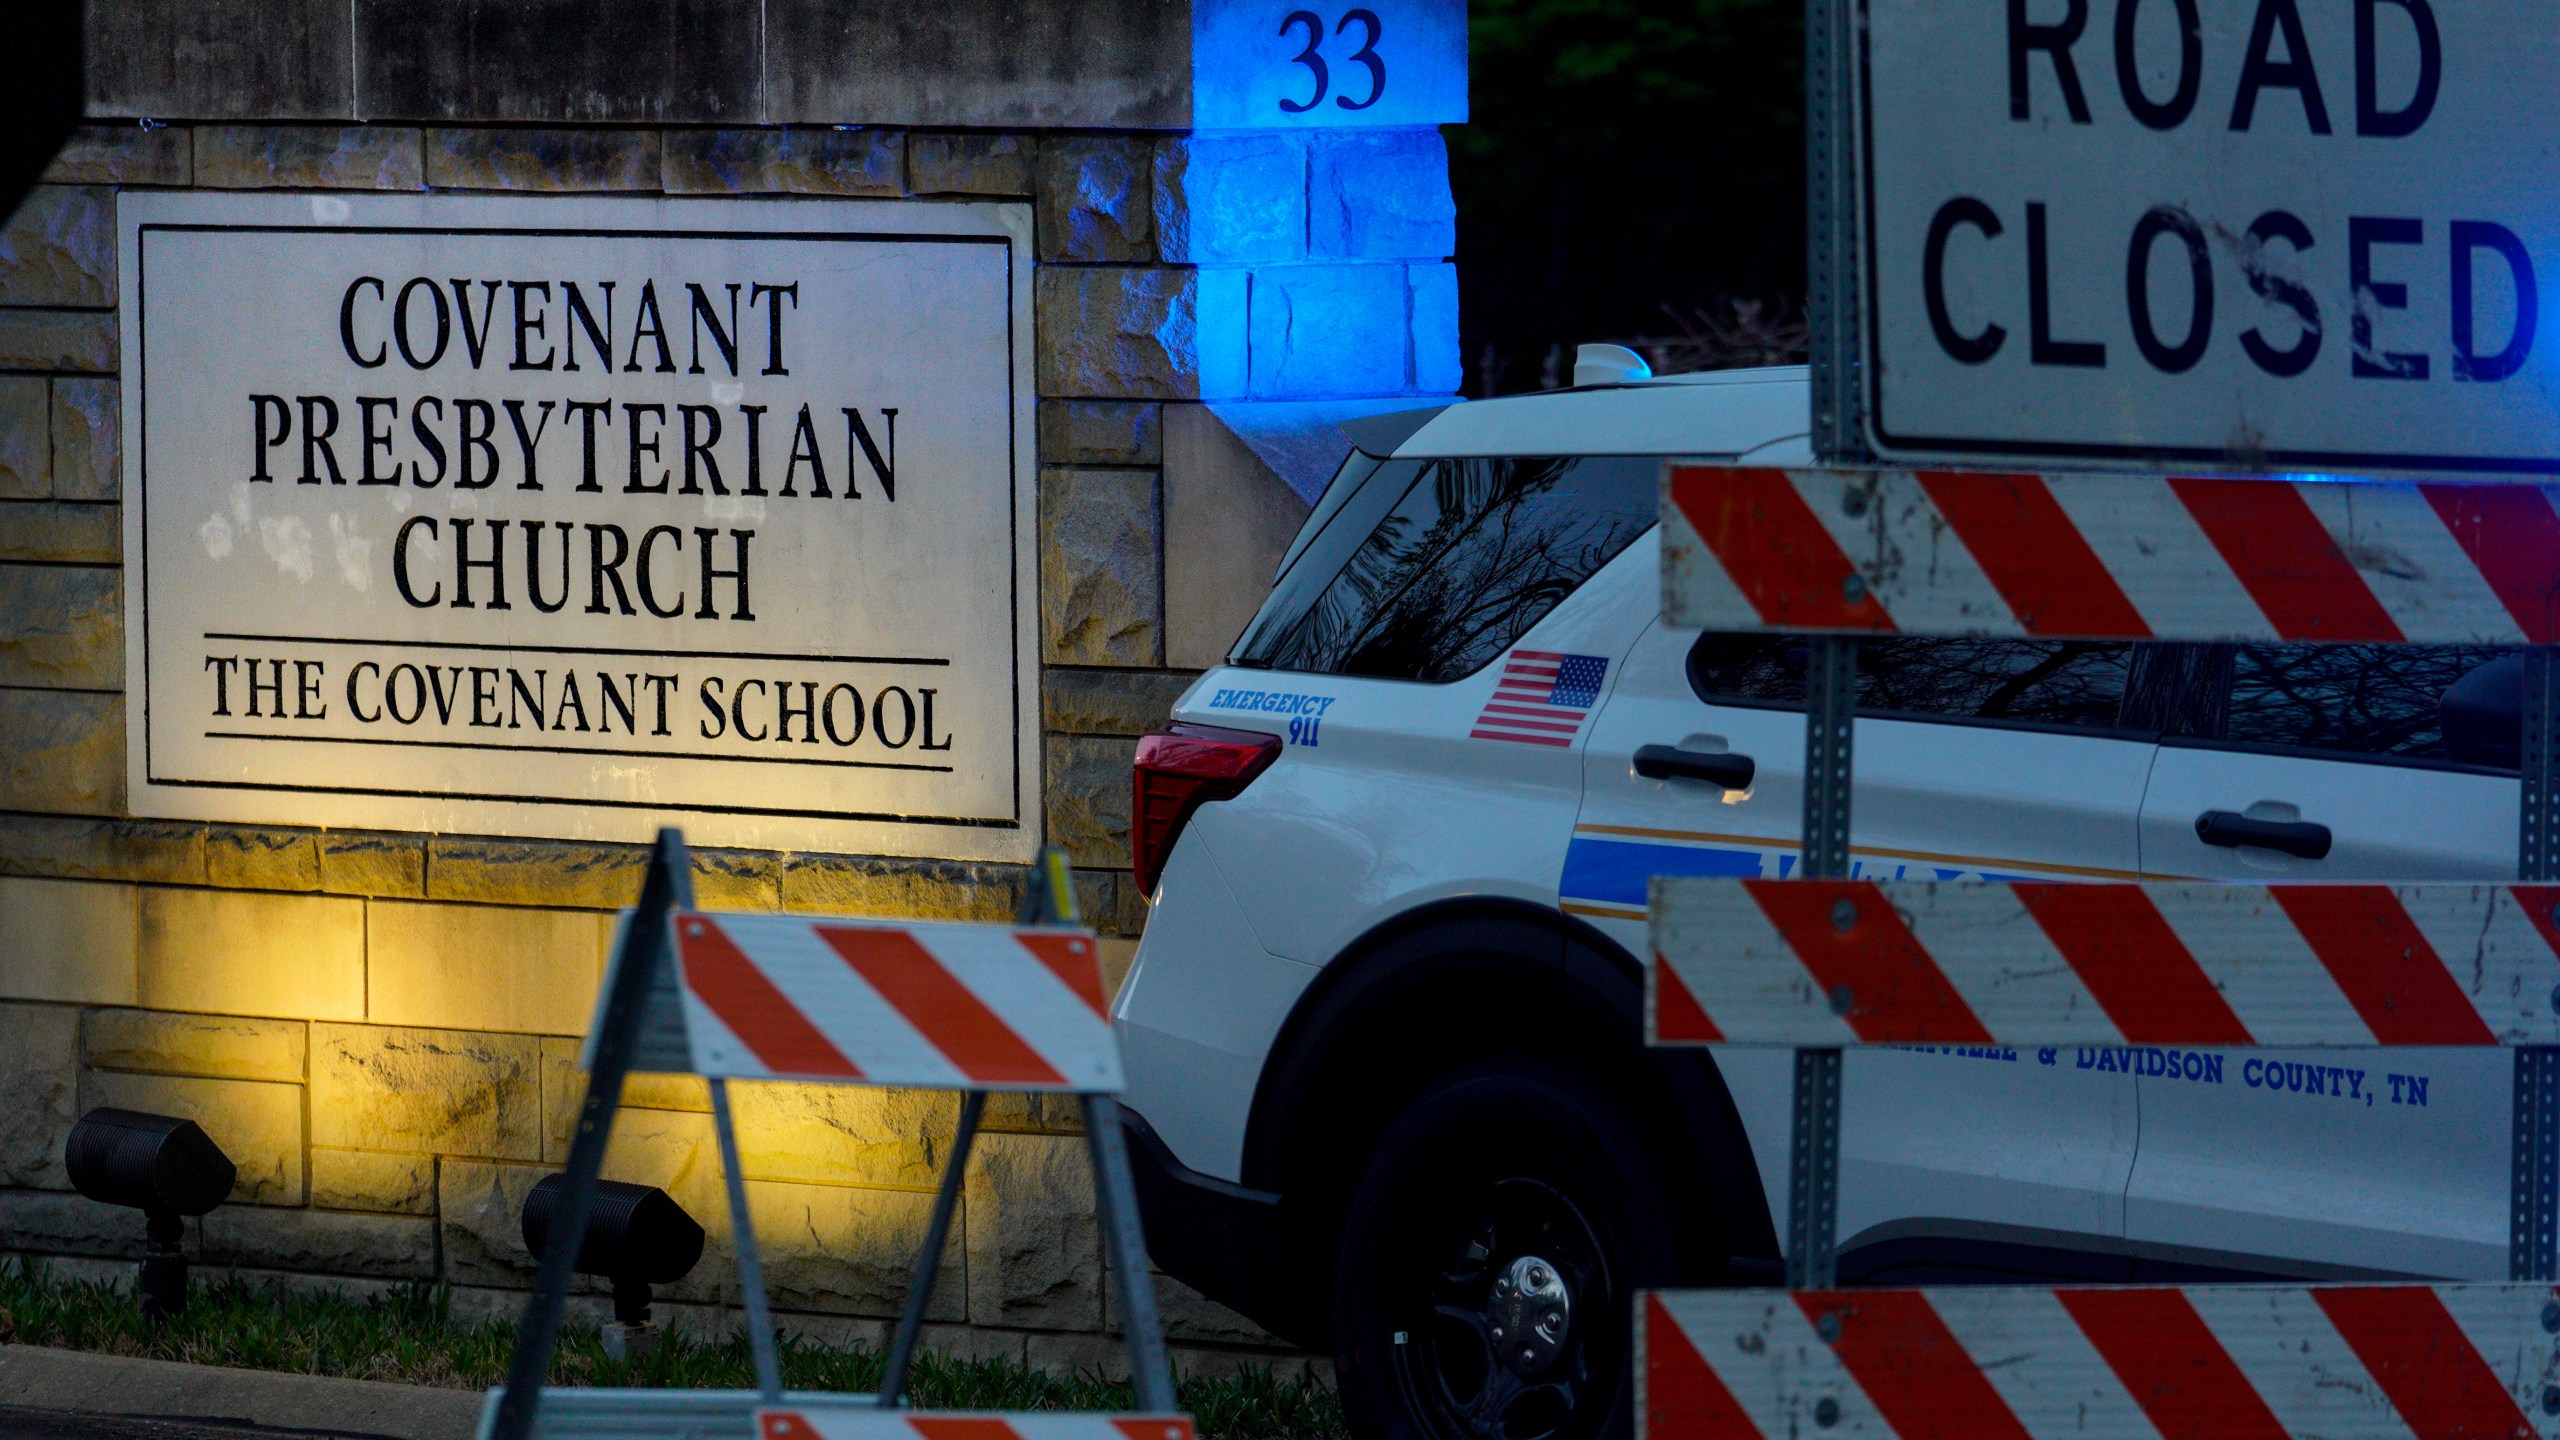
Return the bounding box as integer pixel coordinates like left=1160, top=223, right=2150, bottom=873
left=1849, top=0, right=2560, bottom=475
left=120, top=191, right=1039, bottom=861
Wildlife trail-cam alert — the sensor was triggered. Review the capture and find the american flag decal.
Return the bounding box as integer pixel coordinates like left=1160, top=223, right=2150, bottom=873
left=1472, top=650, right=1607, bottom=748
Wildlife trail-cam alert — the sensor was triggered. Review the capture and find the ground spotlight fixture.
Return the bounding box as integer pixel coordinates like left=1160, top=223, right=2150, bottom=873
left=64, top=1108, right=236, bottom=1322
left=521, top=1174, right=705, bottom=1359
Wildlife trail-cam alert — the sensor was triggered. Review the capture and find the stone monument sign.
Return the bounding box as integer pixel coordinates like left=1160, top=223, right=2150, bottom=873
left=123, top=191, right=1039, bottom=859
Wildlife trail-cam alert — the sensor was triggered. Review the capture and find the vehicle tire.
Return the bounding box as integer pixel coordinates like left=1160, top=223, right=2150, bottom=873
left=1331, top=1056, right=1709, bottom=1440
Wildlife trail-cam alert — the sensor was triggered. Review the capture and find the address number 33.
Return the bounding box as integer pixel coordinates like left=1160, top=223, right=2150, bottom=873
left=1279, top=9, right=1385, bottom=113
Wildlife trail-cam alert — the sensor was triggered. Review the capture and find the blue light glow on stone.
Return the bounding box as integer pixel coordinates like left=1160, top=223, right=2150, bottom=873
left=1190, top=0, right=1468, bottom=132
left=1167, top=0, right=1465, bottom=404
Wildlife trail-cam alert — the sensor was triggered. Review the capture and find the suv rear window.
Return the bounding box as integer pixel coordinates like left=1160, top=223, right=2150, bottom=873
left=1229, top=454, right=1659, bottom=682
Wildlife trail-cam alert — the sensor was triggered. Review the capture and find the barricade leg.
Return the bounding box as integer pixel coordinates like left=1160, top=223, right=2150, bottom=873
left=1085, top=1093, right=1176, bottom=1413
left=877, top=1091, right=983, bottom=1406
left=710, top=1076, right=785, bottom=1398
left=588, top=838, right=1185, bottom=1436
left=487, top=828, right=693, bottom=1440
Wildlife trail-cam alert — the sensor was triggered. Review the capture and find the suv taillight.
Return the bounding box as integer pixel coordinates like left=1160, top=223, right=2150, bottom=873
left=1131, top=723, right=1283, bottom=897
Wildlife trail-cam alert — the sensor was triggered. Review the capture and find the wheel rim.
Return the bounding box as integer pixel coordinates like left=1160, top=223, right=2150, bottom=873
left=1388, top=1177, right=1616, bottom=1440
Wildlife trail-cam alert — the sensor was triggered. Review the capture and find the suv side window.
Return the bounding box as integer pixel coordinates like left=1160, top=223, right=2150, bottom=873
left=2214, top=643, right=2516, bottom=766
left=1230, top=454, right=1660, bottom=682
left=1687, top=634, right=2137, bottom=732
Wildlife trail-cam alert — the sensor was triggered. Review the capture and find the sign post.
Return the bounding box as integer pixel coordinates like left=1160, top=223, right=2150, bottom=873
left=2518, top=645, right=2560, bottom=1282
left=1784, top=634, right=1851, bottom=1291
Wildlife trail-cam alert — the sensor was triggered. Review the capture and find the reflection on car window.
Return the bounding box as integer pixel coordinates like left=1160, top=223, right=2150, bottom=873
left=1687, top=634, right=2135, bottom=730
left=1686, top=636, right=2522, bottom=761
left=2223, top=644, right=2516, bottom=761
left=1231, top=455, right=1659, bottom=682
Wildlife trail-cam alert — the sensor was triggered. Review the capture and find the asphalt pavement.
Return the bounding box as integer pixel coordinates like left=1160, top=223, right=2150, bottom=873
left=0, top=1345, right=480, bottom=1440
left=0, top=1406, right=410, bottom=1440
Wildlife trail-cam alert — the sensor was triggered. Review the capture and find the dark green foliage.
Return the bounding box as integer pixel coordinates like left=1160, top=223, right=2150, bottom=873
left=1455, top=0, right=1804, bottom=391
left=0, top=1259, right=1342, bottom=1440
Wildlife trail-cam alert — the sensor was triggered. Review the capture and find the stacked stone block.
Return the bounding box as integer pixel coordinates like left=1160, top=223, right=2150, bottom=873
left=1037, top=129, right=1456, bottom=402
left=0, top=115, right=1441, bottom=1374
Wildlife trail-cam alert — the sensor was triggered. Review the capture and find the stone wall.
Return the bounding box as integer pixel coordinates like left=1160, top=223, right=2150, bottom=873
left=0, top=77, right=1455, bottom=1371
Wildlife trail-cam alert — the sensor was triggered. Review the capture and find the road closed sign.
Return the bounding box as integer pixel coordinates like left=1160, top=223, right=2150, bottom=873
left=1833, top=0, right=2560, bottom=475
left=119, top=191, right=1038, bottom=861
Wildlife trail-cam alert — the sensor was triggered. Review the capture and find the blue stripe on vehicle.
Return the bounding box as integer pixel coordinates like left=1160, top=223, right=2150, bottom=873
left=1558, top=836, right=1763, bottom=908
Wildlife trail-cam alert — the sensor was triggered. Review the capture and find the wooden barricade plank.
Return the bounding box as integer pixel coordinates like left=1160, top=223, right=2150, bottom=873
left=670, top=912, right=1119, bottom=1091
left=1663, top=465, right=2560, bottom=644
left=1650, top=877, right=2560, bottom=1049
left=1640, top=1283, right=2560, bottom=1440
left=759, top=1409, right=1195, bottom=1440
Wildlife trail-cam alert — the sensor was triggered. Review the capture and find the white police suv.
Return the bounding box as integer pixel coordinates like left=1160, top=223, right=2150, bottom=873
left=1110, top=361, right=2524, bottom=1440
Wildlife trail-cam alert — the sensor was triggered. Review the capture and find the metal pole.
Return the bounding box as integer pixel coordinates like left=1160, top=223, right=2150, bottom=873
left=487, top=828, right=691, bottom=1440
left=1085, top=1093, right=1176, bottom=1412
left=1017, top=847, right=1174, bottom=1408
left=1790, top=636, right=1857, bottom=1290
left=1787, top=1048, right=1843, bottom=1290
left=709, top=1077, right=784, bottom=1400
left=1805, top=0, right=1866, bottom=465
left=877, top=1091, right=984, bottom=1407
left=2516, top=647, right=2560, bottom=1282
left=1801, top=638, right=1855, bottom=878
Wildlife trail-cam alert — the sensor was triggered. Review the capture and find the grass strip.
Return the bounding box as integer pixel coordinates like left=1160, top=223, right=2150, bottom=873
left=0, top=1259, right=1342, bottom=1440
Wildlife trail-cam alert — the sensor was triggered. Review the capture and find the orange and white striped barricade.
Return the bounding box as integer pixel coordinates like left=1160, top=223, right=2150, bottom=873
left=757, top=1407, right=1195, bottom=1440
left=481, top=834, right=1179, bottom=1440
left=1660, top=465, right=2560, bottom=645
left=669, top=909, right=1121, bottom=1092
left=1650, top=878, right=2560, bottom=1051
left=1636, top=463, right=2560, bottom=1438
left=1641, top=1282, right=2560, bottom=1440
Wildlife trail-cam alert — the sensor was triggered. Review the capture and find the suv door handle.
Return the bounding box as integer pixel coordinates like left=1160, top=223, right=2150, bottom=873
left=1634, top=744, right=1755, bottom=790
left=2195, top=810, right=2333, bottom=860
